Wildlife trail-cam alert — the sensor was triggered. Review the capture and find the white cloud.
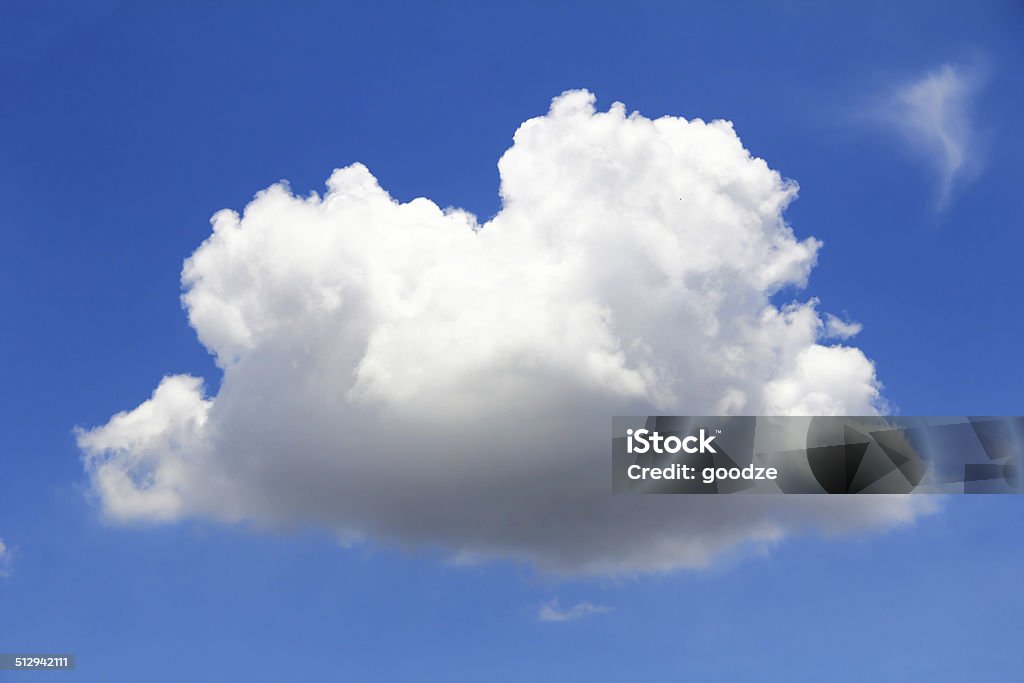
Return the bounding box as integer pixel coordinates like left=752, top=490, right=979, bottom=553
left=0, top=539, right=11, bottom=577
left=823, top=313, right=862, bottom=340
left=880, top=63, right=985, bottom=209
left=77, top=90, right=931, bottom=576
left=538, top=600, right=610, bottom=623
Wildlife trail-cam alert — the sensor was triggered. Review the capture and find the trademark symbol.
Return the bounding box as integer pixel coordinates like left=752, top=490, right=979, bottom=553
left=716, top=430, right=722, bottom=434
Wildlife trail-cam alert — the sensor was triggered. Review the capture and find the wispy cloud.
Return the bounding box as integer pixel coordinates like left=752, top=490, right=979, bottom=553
left=0, top=539, right=12, bottom=578
left=877, top=62, right=986, bottom=209
left=823, top=313, right=862, bottom=340
left=537, top=600, right=610, bottom=623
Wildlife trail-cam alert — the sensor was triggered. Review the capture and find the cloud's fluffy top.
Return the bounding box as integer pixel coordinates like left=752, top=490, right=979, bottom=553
left=78, top=90, right=928, bottom=576
left=881, top=63, right=985, bottom=208
left=538, top=600, right=610, bottom=623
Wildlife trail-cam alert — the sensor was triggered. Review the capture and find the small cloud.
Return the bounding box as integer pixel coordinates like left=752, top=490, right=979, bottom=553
left=824, top=314, right=862, bottom=340
left=537, top=599, right=610, bottom=623
left=875, top=61, right=986, bottom=209
left=0, top=539, right=12, bottom=578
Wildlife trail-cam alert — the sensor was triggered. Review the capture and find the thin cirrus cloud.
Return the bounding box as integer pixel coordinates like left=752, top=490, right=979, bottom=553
left=877, top=62, right=986, bottom=209
left=76, top=90, right=933, bottom=577
left=537, top=600, right=610, bottom=623
left=0, top=538, right=11, bottom=578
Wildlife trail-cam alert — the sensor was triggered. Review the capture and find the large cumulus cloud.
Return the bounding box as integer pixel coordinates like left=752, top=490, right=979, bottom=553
left=77, top=90, right=930, bottom=575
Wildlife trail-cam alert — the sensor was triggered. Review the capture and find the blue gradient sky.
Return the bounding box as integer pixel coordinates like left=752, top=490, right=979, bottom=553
left=1, top=2, right=1023, bottom=680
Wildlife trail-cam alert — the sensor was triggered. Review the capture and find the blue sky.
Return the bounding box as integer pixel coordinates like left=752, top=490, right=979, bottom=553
left=1, top=2, right=1023, bottom=681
